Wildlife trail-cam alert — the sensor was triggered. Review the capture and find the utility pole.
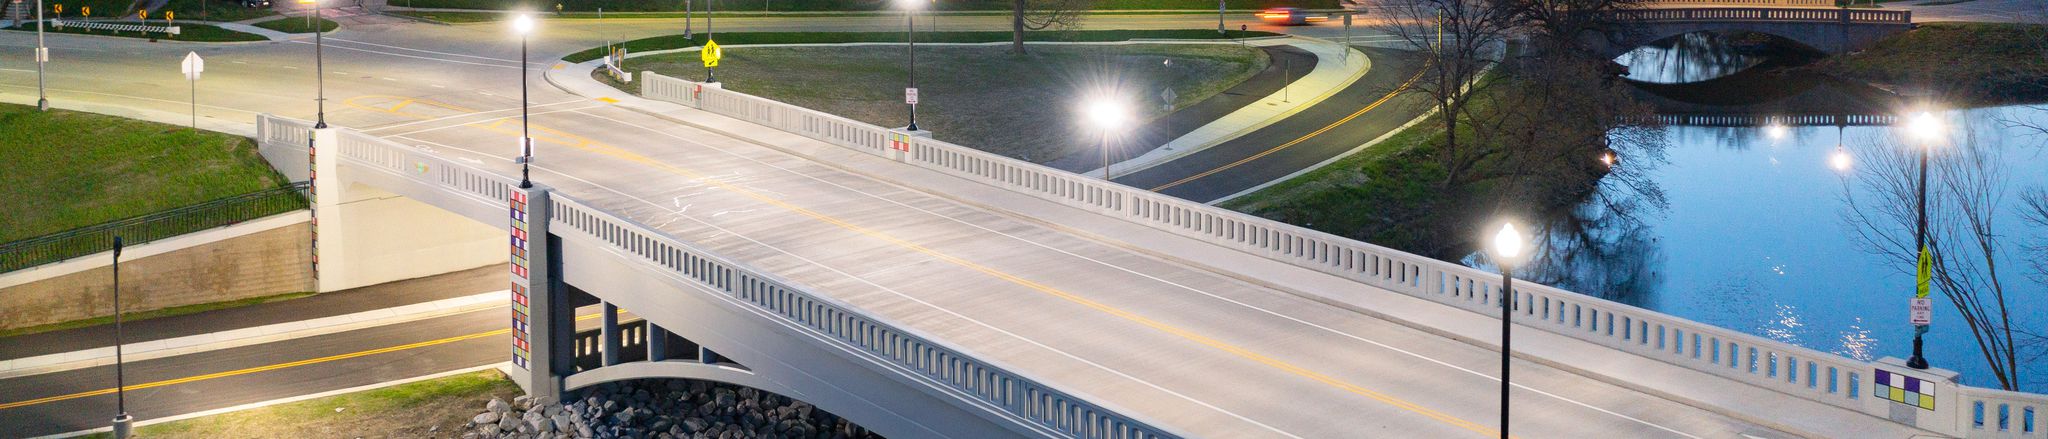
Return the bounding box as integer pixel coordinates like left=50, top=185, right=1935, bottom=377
left=35, top=0, right=48, bottom=110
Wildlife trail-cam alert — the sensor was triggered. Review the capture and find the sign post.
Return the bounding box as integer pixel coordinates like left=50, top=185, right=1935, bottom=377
left=180, top=52, right=203, bottom=130
left=1342, top=13, right=1352, bottom=62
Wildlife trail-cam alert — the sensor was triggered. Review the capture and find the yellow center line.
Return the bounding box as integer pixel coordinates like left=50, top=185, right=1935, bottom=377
left=1149, top=64, right=1430, bottom=192
left=347, top=94, right=1505, bottom=437
left=0, top=314, right=605, bottom=411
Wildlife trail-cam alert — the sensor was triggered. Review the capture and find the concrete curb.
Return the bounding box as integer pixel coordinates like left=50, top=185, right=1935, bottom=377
left=0, top=290, right=507, bottom=379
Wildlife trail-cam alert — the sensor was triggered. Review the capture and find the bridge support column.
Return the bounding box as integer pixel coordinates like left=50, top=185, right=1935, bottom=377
left=508, top=184, right=570, bottom=401
left=308, top=127, right=342, bottom=293
left=647, top=324, right=669, bottom=361
left=602, top=302, right=622, bottom=366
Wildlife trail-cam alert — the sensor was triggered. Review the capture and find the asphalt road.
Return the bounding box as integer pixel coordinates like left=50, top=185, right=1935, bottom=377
left=1114, top=46, right=1431, bottom=202
left=0, top=13, right=1844, bottom=438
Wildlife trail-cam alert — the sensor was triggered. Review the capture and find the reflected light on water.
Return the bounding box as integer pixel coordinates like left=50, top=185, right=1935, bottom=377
left=1766, top=123, right=1789, bottom=140
left=1829, top=146, right=1852, bottom=172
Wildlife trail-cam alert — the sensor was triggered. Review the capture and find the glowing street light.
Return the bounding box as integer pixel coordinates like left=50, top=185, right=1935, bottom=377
left=1488, top=221, right=1527, bottom=439
left=1766, top=122, right=1788, bottom=141
left=1086, top=99, right=1129, bottom=181
left=1902, top=110, right=1943, bottom=370
left=513, top=14, right=536, bottom=188
left=1598, top=151, right=1616, bottom=168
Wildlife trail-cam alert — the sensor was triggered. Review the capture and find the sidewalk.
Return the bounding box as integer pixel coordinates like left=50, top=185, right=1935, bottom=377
left=1094, top=36, right=1367, bottom=178
left=0, top=264, right=505, bottom=375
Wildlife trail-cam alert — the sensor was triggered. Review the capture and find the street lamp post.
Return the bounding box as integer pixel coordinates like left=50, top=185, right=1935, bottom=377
left=35, top=0, right=48, bottom=110
left=1905, top=111, right=1941, bottom=370
left=899, top=0, right=920, bottom=131
left=1086, top=99, right=1128, bottom=181
left=1490, top=222, right=1525, bottom=439
left=705, top=0, right=716, bottom=82
left=514, top=14, right=536, bottom=189
left=303, top=0, right=326, bottom=129
left=110, top=236, right=131, bottom=439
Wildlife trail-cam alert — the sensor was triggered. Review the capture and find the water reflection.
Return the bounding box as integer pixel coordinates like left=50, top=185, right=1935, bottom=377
left=1617, top=32, right=1765, bottom=84
left=1493, top=106, right=2048, bottom=391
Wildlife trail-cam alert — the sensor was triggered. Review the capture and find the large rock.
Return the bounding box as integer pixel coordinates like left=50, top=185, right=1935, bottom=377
left=474, top=412, right=501, bottom=425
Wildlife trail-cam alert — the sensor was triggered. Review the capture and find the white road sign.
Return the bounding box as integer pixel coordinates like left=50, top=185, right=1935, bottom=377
left=1910, top=297, right=1932, bottom=326
left=905, top=87, right=919, bottom=105
left=180, top=51, right=204, bottom=80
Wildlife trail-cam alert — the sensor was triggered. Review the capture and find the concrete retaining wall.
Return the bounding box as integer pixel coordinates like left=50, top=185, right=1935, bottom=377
left=0, top=221, right=315, bottom=331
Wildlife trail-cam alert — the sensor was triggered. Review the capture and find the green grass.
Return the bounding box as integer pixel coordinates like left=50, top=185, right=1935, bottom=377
left=255, top=16, right=340, bottom=33
left=0, top=291, right=314, bottom=338
left=5, top=20, right=268, bottom=42
left=565, top=28, right=1277, bottom=62
left=1823, top=22, right=2048, bottom=104
left=0, top=103, right=294, bottom=242
left=403, top=0, right=1336, bottom=12
left=615, top=42, right=1266, bottom=162
left=79, top=370, right=521, bottom=438
left=159, top=0, right=281, bottom=22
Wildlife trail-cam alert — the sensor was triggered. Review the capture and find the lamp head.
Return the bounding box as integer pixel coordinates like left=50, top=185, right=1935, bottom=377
left=895, top=0, right=925, bottom=9
left=1492, top=222, right=1524, bottom=261
left=1909, top=111, right=1942, bottom=142
left=1830, top=146, right=1852, bottom=172
left=1086, top=99, right=1128, bottom=131
left=512, top=14, right=536, bottom=35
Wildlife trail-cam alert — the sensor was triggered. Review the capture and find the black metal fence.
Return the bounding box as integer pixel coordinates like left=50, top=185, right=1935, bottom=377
left=0, top=182, right=311, bottom=273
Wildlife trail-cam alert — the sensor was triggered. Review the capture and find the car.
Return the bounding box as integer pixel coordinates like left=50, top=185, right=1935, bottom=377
left=241, top=0, right=271, bottom=7
left=1257, top=7, right=1328, bottom=25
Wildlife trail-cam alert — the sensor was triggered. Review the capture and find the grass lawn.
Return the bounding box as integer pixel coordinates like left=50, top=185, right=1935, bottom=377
left=1822, top=22, right=2048, bottom=104
left=0, top=292, right=314, bottom=337
left=159, top=0, right=280, bottom=22
left=0, top=103, right=294, bottom=242
left=614, top=42, right=1266, bottom=162
left=404, top=0, right=1337, bottom=12
left=80, top=369, right=521, bottom=438
left=255, top=16, right=340, bottom=33
left=5, top=20, right=268, bottom=42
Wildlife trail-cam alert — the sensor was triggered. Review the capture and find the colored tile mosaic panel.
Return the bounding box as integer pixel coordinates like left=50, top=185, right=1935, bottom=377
left=1875, top=369, right=1935, bottom=410
left=508, top=191, right=533, bottom=370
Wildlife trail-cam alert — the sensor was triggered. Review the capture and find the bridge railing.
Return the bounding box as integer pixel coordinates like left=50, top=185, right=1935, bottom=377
left=1632, top=113, right=1902, bottom=127
left=257, top=114, right=522, bottom=212
left=1643, top=0, right=1835, bottom=7
left=1612, top=7, right=1910, bottom=24
left=548, top=194, right=1182, bottom=439
left=640, top=71, right=2048, bottom=437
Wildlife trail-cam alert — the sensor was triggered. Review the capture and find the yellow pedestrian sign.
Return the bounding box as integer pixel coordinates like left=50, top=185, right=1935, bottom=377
left=701, top=40, right=721, bottom=68
left=1911, top=245, right=1933, bottom=326
left=1915, top=245, right=1932, bottom=298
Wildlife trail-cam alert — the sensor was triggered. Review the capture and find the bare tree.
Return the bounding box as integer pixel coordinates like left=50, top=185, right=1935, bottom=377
left=1010, top=0, right=1090, bottom=54
left=1841, top=126, right=2028, bottom=391
left=1376, top=0, right=1519, bottom=185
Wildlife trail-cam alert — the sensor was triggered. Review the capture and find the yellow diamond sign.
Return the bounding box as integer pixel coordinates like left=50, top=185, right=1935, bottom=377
left=701, top=40, right=722, bottom=68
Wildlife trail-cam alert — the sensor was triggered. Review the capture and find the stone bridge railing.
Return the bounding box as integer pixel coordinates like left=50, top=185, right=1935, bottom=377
left=1613, top=6, right=1911, bottom=24
left=1643, top=0, right=1836, bottom=7
left=641, top=71, right=2048, bottom=438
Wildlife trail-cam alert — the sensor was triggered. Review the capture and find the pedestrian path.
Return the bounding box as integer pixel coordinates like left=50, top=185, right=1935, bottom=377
left=1094, top=36, right=1367, bottom=178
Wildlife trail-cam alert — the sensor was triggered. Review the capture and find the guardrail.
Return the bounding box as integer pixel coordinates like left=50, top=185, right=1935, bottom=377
left=0, top=182, right=308, bottom=273
left=640, top=71, right=2047, bottom=437
left=49, top=19, right=180, bottom=35
left=255, top=113, right=1177, bottom=439
left=1612, top=7, right=1910, bottom=24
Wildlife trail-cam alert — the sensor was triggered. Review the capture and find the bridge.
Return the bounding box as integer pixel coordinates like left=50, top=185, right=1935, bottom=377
left=247, top=66, right=2048, bottom=438
left=1647, top=113, right=1900, bottom=127
left=1592, top=7, right=1915, bottom=58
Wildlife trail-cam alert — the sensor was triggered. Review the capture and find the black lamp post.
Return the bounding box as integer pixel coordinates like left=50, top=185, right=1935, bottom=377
left=1905, top=111, right=1942, bottom=370
left=900, top=0, right=920, bottom=131
left=514, top=15, right=536, bottom=189
left=110, top=236, right=131, bottom=438
left=1490, top=223, right=1525, bottom=439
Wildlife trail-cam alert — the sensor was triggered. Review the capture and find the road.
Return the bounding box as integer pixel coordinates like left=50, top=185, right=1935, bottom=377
left=0, top=13, right=1830, bottom=438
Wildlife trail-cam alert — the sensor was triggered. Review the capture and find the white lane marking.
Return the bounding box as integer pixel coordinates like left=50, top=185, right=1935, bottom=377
left=389, top=133, right=1299, bottom=439
left=0, top=68, right=35, bottom=73
left=334, top=70, right=350, bottom=75
left=380, top=105, right=605, bottom=138
left=431, top=84, right=446, bottom=88
left=382, top=77, right=398, bottom=81
left=361, top=99, right=585, bottom=133
left=232, top=60, right=248, bottom=64
left=569, top=110, right=1704, bottom=438
left=281, top=65, right=300, bottom=70
left=287, top=40, right=520, bottom=69
left=325, top=37, right=531, bottom=65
